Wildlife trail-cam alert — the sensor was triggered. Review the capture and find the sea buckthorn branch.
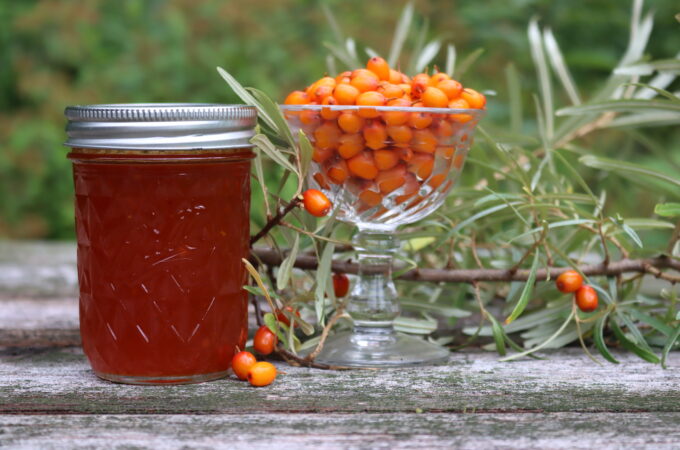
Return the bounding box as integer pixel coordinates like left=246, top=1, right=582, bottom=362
left=249, top=247, right=680, bottom=283
left=249, top=196, right=303, bottom=246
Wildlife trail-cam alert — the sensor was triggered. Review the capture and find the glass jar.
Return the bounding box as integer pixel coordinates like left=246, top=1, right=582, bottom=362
left=64, top=104, right=256, bottom=384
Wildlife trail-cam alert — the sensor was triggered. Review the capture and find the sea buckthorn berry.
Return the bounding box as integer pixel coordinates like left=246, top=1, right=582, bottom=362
left=302, top=189, right=332, bottom=217
left=374, top=149, right=400, bottom=170
left=448, top=98, right=472, bottom=123
left=461, top=88, right=486, bottom=109
left=377, top=82, right=404, bottom=99
left=399, top=83, right=412, bottom=97
left=427, top=173, right=447, bottom=189
left=367, top=56, right=391, bottom=81
left=351, top=75, right=379, bottom=93
left=253, top=325, right=278, bottom=355
left=363, top=120, right=388, bottom=150
left=453, top=152, right=466, bottom=170
left=383, top=98, right=411, bottom=126
left=313, top=121, right=341, bottom=149
left=284, top=90, right=310, bottom=105
left=320, top=96, right=341, bottom=120
left=409, top=102, right=433, bottom=129
left=556, top=270, right=583, bottom=294
left=312, top=146, right=334, bottom=164
left=437, top=79, right=463, bottom=99
left=395, top=173, right=419, bottom=204
left=338, top=112, right=364, bottom=134
left=313, top=85, right=334, bottom=103
left=376, top=164, right=407, bottom=194
left=313, top=172, right=330, bottom=189
left=411, top=73, right=430, bottom=98
left=231, top=351, right=257, bottom=381
left=437, top=145, right=455, bottom=159
left=348, top=151, right=379, bottom=180
left=433, top=119, right=455, bottom=137
left=575, top=285, right=598, bottom=313
left=429, top=72, right=450, bottom=86
left=335, top=71, right=352, bottom=84
left=412, top=129, right=438, bottom=154
left=327, top=159, right=350, bottom=184
left=352, top=68, right=379, bottom=80
left=299, top=110, right=321, bottom=127
left=422, top=87, right=450, bottom=108
left=333, top=83, right=360, bottom=105
left=356, top=91, right=386, bottom=118
left=338, top=133, right=365, bottom=159
left=359, top=189, right=383, bottom=207
left=397, top=147, right=414, bottom=162
left=386, top=124, right=413, bottom=145
left=408, top=153, right=435, bottom=179
left=388, top=69, right=403, bottom=84
left=333, top=272, right=350, bottom=298
left=247, top=361, right=277, bottom=387
left=276, top=305, right=301, bottom=327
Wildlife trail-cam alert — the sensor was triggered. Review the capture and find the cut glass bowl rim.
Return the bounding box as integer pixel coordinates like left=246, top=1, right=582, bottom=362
left=279, top=104, right=486, bottom=118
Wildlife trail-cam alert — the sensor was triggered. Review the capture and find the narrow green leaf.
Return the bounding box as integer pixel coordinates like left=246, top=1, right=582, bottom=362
left=528, top=18, right=553, bottom=140
left=543, top=27, right=581, bottom=105
left=615, top=58, right=680, bottom=76
left=606, top=112, right=680, bottom=128
left=610, top=318, right=660, bottom=364
left=320, top=3, right=344, bottom=44
left=298, top=130, right=314, bottom=181
left=488, top=315, right=507, bottom=356
left=454, top=48, right=484, bottom=81
left=661, top=325, right=680, bottom=369
left=264, top=312, right=289, bottom=349
left=505, top=63, right=522, bottom=133
left=505, top=250, right=540, bottom=324
left=388, top=1, right=414, bottom=67
left=627, top=309, right=675, bottom=337
left=394, top=316, right=438, bottom=335
left=445, top=44, right=456, bottom=77
left=216, top=67, right=277, bottom=131
left=315, top=243, right=335, bottom=322
left=622, top=223, right=643, bottom=248
left=251, top=134, right=298, bottom=175
left=413, top=40, right=441, bottom=73
left=247, top=88, right=295, bottom=147
left=558, top=99, right=680, bottom=116
left=594, top=315, right=620, bottom=364
left=276, top=234, right=299, bottom=291
left=579, top=155, right=680, bottom=189
left=655, top=203, right=680, bottom=217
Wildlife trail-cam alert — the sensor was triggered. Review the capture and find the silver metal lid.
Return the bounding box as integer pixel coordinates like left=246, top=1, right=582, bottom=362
left=64, top=103, right=257, bottom=150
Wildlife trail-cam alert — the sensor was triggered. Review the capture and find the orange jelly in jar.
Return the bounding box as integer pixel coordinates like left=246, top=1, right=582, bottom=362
left=64, top=104, right=257, bottom=384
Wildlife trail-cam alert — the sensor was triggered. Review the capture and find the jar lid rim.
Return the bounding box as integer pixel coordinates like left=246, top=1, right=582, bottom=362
left=65, top=103, right=257, bottom=123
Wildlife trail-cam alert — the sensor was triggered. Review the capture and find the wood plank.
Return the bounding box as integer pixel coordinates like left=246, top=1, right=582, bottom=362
left=1, top=413, right=679, bottom=449
left=1, top=347, right=678, bottom=414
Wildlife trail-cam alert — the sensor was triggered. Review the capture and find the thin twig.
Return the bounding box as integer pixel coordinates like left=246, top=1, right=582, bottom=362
left=250, top=197, right=302, bottom=246
left=305, top=309, right=350, bottom=361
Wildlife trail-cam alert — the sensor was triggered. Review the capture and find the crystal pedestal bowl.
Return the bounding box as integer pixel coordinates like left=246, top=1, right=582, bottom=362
left=282, top=104, right=484, bottom=367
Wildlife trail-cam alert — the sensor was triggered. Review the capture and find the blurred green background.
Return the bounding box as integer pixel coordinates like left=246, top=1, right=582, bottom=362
left=1, top=0, right=678, bottom=239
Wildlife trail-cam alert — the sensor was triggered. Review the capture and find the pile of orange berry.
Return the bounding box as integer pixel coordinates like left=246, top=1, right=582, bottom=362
left=283, top=57, right=485, bottom=212
left=555, top=270, right=598, bottom=312
left=231, top=324, right=279, bottom=387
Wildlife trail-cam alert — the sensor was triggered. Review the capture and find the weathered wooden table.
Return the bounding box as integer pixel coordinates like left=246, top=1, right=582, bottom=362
left=1, top=242, right=679, bottom=449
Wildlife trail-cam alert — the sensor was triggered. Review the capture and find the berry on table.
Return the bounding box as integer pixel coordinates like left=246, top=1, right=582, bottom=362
left=302, top=189, right=332, bottom=217
left=253, top=325, right=278, bottom=355
left=247, top=361, right=277, bottom=387
left=556, top=270, right=584, bottom=293
left=231, top=351, right=257, bottom=381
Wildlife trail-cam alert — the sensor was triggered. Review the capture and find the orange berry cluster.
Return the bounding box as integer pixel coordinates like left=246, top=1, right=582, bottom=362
left=231, top=324, right=280, bottom=387
left=284, top=57, right=485, bottom=215
left=555, top=270, right=598, bottom=312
